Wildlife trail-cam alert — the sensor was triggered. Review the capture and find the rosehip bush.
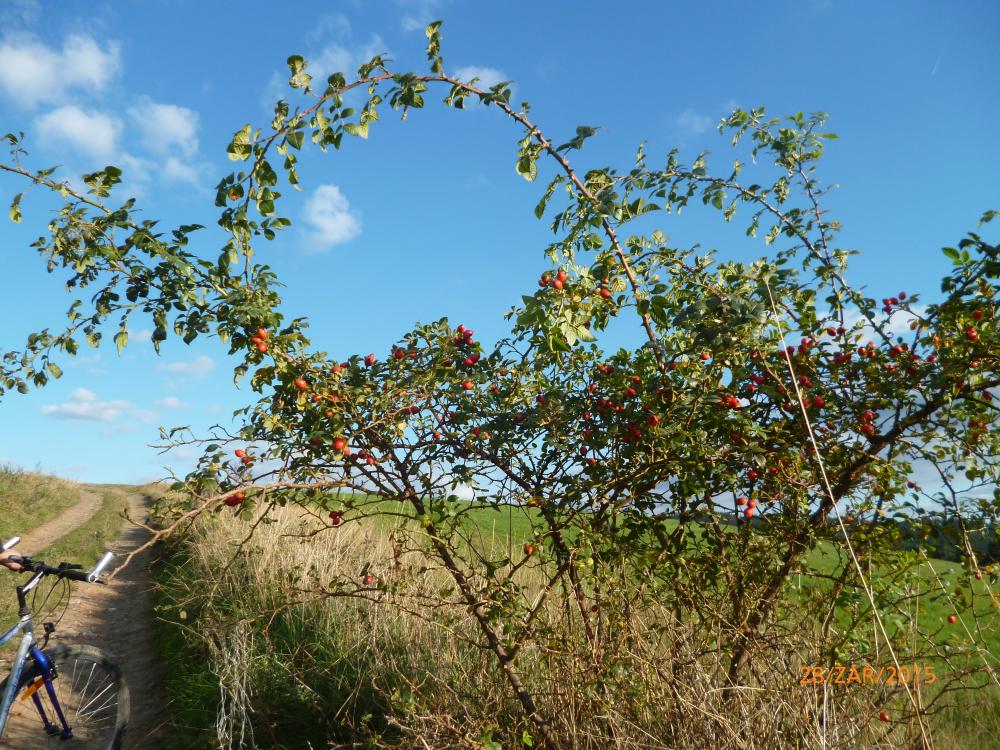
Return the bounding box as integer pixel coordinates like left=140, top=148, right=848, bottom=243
left=4, top=23, right=998, bottom=749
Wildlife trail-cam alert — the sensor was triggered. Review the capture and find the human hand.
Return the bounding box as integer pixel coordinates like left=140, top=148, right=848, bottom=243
left=0, top=549, right=22, bottom=571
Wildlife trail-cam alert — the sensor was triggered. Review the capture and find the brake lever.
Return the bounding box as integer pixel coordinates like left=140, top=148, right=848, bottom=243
left=57, top=562, right=84, bottom=571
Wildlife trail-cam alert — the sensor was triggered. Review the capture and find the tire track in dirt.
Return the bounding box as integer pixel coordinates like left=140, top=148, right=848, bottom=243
left=50, top=490, right=168, bottom=749
left=14, top=490, right=102, bottom=556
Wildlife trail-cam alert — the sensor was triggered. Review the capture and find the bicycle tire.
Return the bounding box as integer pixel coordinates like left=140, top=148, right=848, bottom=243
left=0, top=644, right=129, bottom=749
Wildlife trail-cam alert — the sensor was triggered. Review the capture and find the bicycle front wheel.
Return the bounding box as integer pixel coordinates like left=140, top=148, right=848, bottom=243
left=0, top=644, right=129, bottom=749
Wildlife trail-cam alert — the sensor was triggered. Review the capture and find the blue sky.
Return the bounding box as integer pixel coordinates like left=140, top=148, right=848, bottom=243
left=0, top=0, right=997, bottom=484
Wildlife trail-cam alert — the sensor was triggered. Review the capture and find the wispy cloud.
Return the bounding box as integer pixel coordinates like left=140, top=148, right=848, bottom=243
left=0, top=0, right=40, bottom=27
left=0, top=33, right=120, bottom=108
left=930, top=55, right=943, bottom=77
left=397, top=0, right=449, bottom=33
left=674, top=108, right=713, bottom=135
left=165, top=355, right=216, bottom=377
left=263, top=18, right=388, bottom=109
left=127, top=97, right=200, bottom=157
left=155, top=396, right=188, bottom=409
left=302, top=184, right=362, bottom=251
left=42, top=387, right=155, bottom=423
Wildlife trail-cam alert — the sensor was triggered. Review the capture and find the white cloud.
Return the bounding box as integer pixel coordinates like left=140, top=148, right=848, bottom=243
left=155, top=396, right=188, bottom=409
left=127, top=97, right=199, bottom=157
left=35, top=105, right=121, bottom=161
left=302, top=184, right=361, bottom=250
left=0, top=33, right=120, bottom=108
left=41, top=387, right=153, bottom=423
left=450, top=482, right=476, bottom=500
left=162, top=155, right=202, bottom=186
left=675, top=108, right=713, bottom=135
left=206, top=402, right=224, bottom=414
left=129, top=328, right=153, bottom=343
left=165, top=355, right=216, bottom=377
left=453, top=66, right=507, bottom=90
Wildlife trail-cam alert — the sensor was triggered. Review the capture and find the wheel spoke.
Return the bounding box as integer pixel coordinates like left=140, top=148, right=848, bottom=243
left=1, top=646, right=127, bottom=749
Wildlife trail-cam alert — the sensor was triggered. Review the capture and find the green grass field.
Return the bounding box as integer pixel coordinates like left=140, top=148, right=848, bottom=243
left=0, top=465, right=82, bottom=539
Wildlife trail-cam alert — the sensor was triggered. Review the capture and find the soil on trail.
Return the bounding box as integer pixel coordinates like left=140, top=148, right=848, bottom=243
left=15, top=490, right=102, bottom=556
left=2, top=489, right=169, bottom=749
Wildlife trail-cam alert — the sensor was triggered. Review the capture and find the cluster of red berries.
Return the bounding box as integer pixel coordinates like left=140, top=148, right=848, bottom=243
left=250, top=327, right=269, bottom=353
left=737, top=495, right=758, bottom=519
left=881, top=292, right=906, bottom=314
left=454, top=324, right=476, bottom=347
left=859, top=409, right=876, bottom=437
left=718, top=393, right=741, bottom=409
left=539, top=269, right=569, bottom=290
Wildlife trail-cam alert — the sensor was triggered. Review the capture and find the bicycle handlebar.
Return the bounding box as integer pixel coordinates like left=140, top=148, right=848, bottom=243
left=1, top=536, right=20, bottom=552
left=6, top=552, right=116, bottom=584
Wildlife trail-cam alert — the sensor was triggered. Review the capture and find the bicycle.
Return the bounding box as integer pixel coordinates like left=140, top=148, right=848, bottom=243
left=0, top=535, right=129, bottom=749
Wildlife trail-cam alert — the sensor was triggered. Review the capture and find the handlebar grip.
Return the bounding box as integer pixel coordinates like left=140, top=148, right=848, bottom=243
left=87, top=551, right=115, bottom=582
left=62, top=569, right=90, bottom=582
left=1, top=536, right=20, bottom=552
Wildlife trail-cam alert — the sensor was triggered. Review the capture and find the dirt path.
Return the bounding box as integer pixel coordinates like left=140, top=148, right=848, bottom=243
left=2, top=489, right=169, bottom=749
left=15, top=490, right=102, bottom=556
left=55, top=490, right=168, bottom=748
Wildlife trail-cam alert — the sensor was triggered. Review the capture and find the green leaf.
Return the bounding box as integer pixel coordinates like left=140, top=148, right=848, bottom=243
left=287, top=55, right=312, bottom=89
left=556, top=125, right=600, bottom=152
left=343, top=121, right=370, bottom=139
left=516, top=155, right=537, bottom=182
left=114, top=330, right=128, bottom=354
left=227, top=124, right=253, bottom=161
left=46, top=362, right=63, bottom=379
left=9, top=192, right=22, bottom=224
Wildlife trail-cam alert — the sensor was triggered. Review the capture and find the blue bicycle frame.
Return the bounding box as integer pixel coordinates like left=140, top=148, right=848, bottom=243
left=0, top=535, right=113, bottom=741
left=0, top=609, right=72, bottom=740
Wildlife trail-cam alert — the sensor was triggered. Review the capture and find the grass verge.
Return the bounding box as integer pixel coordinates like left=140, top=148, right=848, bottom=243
left=0, top=465, right=82, bottom=538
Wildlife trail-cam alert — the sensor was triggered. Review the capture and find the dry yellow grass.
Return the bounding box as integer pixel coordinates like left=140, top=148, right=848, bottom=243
left=153, top=502, right=1000, bottom=750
